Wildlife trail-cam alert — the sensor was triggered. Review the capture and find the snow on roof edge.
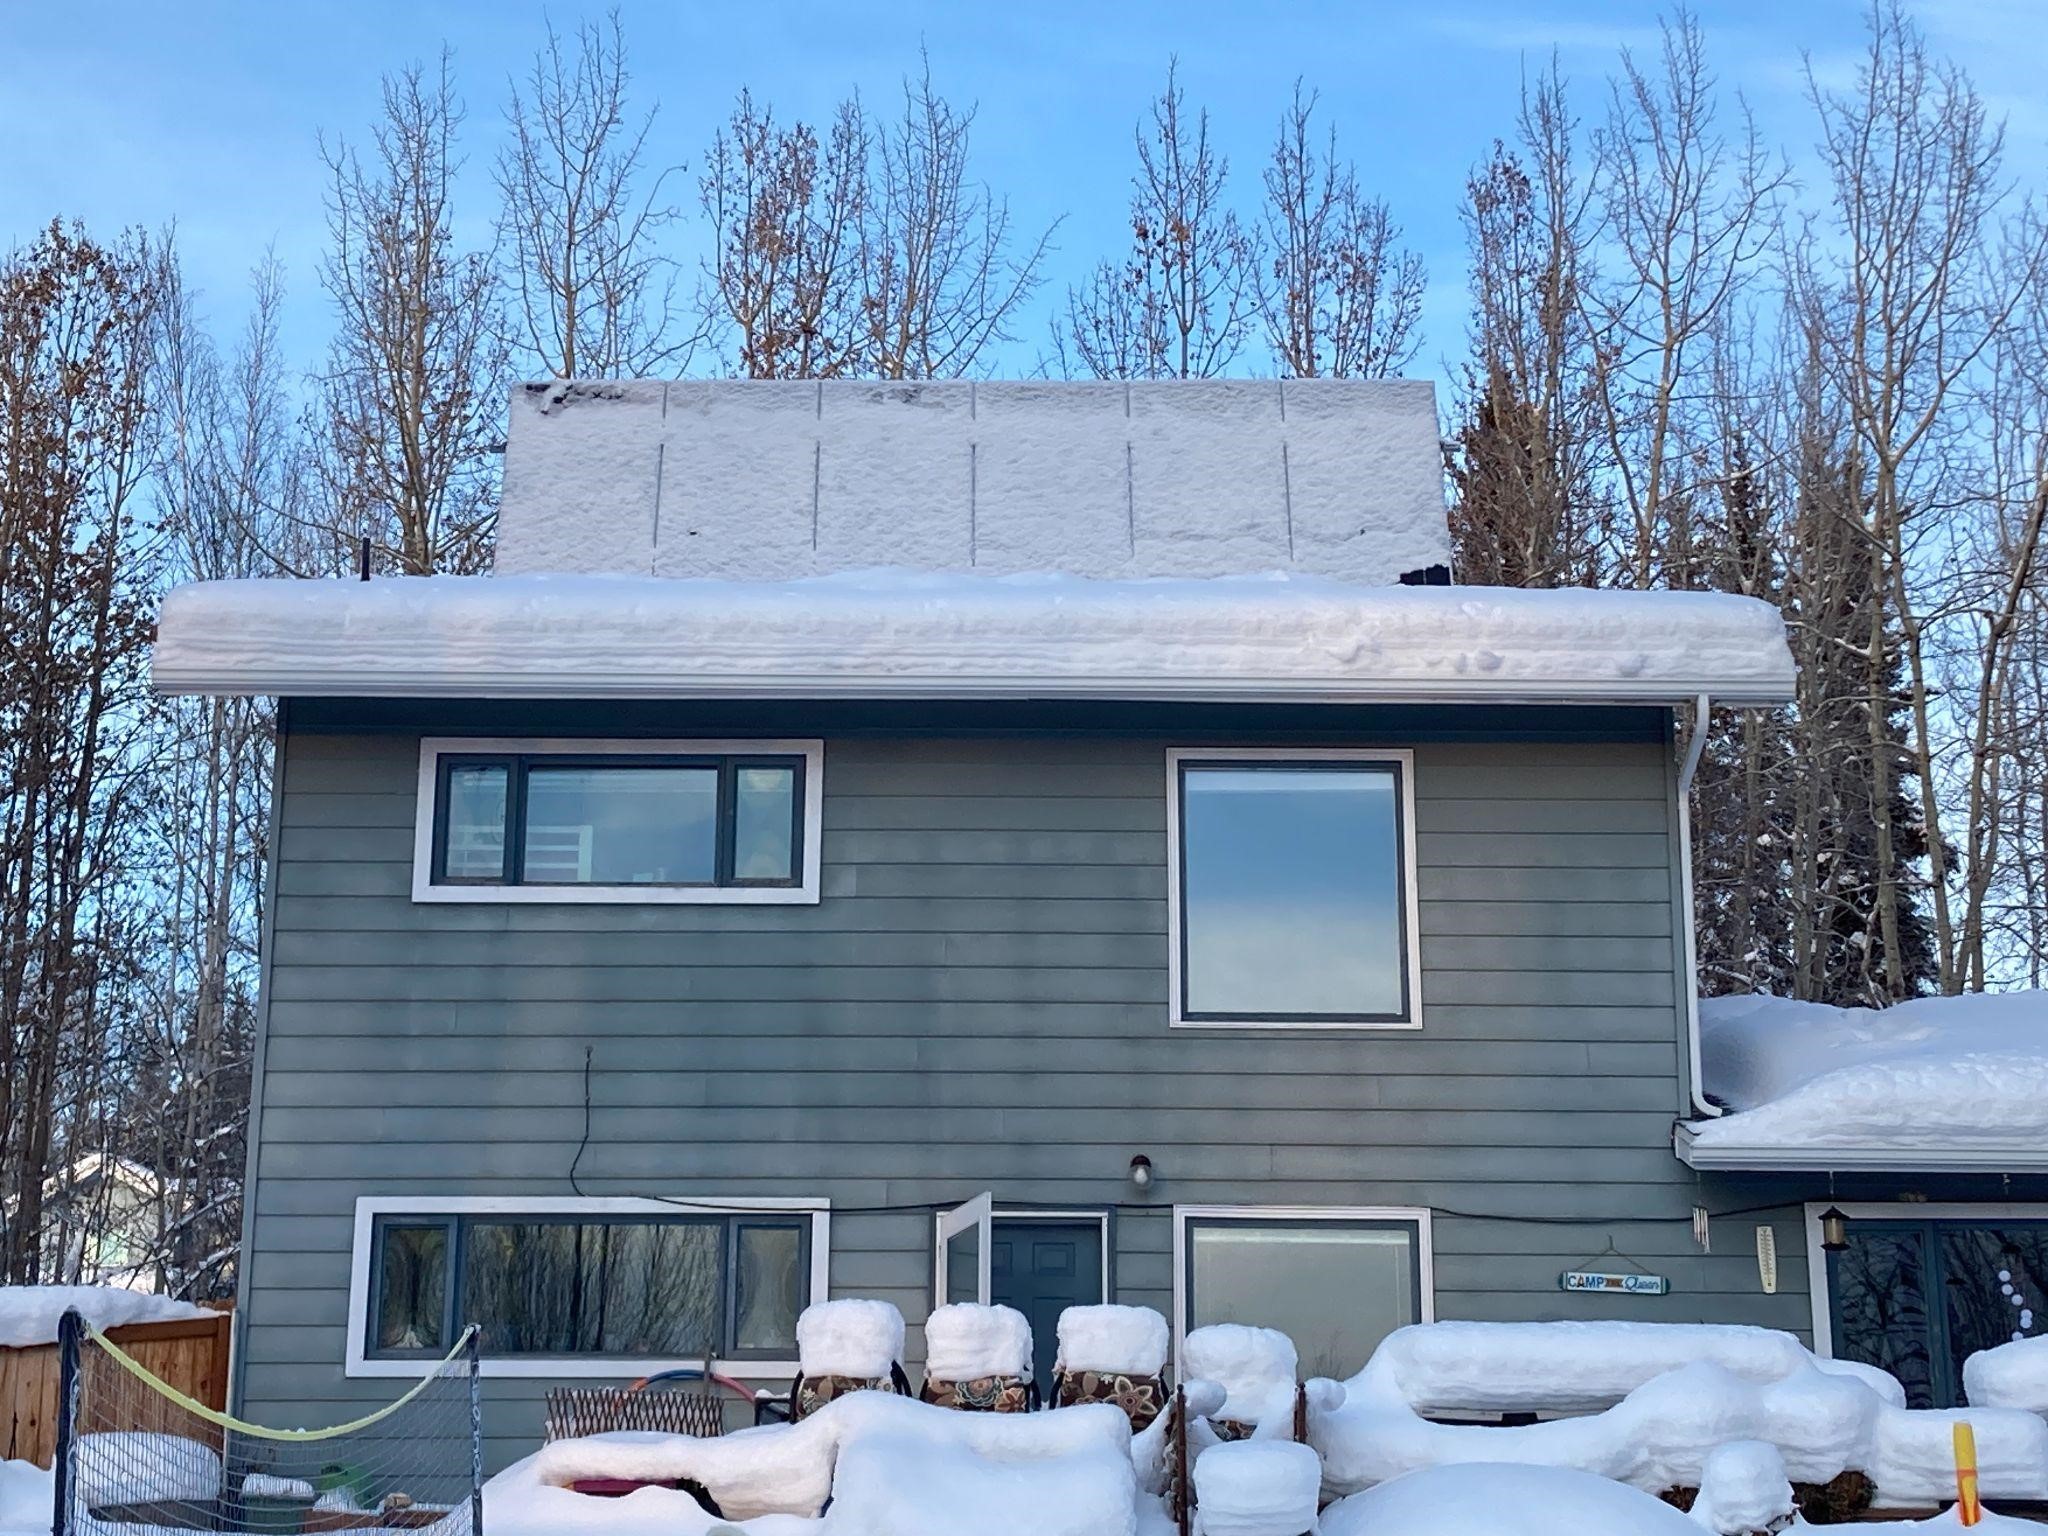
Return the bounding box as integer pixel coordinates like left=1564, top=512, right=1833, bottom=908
left=150, top=570, right=1798, bottom=705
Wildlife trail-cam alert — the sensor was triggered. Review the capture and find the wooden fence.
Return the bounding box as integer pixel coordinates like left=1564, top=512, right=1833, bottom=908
left=1, top=1307, right=232, bottom=1466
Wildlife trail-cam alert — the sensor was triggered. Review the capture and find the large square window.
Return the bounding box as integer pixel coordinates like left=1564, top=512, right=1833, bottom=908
left=1169, top=750, right=1417, bottom=1027
left=1181, top=1209, right=1430, bottom=1380
left=413, top=739, right=821, bottom=904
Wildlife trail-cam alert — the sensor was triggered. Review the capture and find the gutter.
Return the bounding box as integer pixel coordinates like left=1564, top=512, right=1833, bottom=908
left=1676, top=693, right=1720, bottom=1118
left=1673, top=1123, right=2048, bottom=1173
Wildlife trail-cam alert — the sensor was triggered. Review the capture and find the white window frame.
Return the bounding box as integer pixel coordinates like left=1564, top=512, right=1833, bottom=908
left=345, top=1194, right=831, bottom=1379
left=410, top=737, right=824, bottom=905
left=1802, top=1200, right=2048, bottom=1361
left=1171, top=1203, right=1435, bottom=1380
left=1166, top=747, right=1423, bottom=1030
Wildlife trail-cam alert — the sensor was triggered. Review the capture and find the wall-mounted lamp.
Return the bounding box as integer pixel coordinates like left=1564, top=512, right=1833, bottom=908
left=1128, top=1154, right=1154, bottom=1192
left=1820, top=1207, right=1850, bottom=1253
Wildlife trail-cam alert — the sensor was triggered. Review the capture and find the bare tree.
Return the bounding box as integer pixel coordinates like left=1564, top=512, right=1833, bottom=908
left=315, top=55, right=509, bottom=575
left=1586, top=10, right=1786, bottom=586
left=1255, top=84, right=1425, bottom=379
left=698, top=90, right=870, bottom=379
left=496, top=11, right=694, bottom=379
left=1061, top=62, right=1256, bottom=379
left=860, top=55, right=1054, bottom=378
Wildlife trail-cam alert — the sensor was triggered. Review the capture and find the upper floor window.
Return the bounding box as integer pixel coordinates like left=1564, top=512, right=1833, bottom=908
left=1167, top=748, right=1419, bottom=1028
left=412, top=738, right=823, bottom=904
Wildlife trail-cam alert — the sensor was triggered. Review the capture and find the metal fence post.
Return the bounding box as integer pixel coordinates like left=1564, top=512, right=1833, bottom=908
left=50, top=1310, right=82, bottom=1536
left=468, top=1328, right=484, bottom=1536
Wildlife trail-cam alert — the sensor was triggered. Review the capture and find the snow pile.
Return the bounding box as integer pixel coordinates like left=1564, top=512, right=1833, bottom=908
left=826, top=1430, right=1137, bottom=1536
left=74, top=1431, right=221, bottom=1505
left=1320, top=1463, right=1704, bottom=1536
left=1057, top=1305, right=1170, bottom=1377
left=1690, top=991, right=2048, bottom=1155
left=923, top=1303, right=1032, bottom=1382
left=1184, top=1325, right=1299, bottom=1424
left=152, top=572, right=1796, bottom=706
left=0, top=1460, right=52, bottom=1536
left=1312, top=1355, right=2048, bottom=1507
left=796, top=1300, right=903, bottom=1381
left=531, top=1392, right=1133, bottom=1523
left=1191, top=1441, right=1323, bottom=1536
left=1968, top=1335, right=2048, bottom=1413
left=1358, top=1321, right=1869, bottom=1416
left=1690, top=1441, right=1795, bottom=1534
left=0, top=1286, right=211, bottom=1348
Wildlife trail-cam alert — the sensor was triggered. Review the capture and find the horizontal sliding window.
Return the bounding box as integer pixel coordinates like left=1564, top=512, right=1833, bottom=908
left=368, top=1211, right=811, bottom=1364
left=414, top=739, right=821, bottom=904
left=1169, top=749, right=1419, bottom=1027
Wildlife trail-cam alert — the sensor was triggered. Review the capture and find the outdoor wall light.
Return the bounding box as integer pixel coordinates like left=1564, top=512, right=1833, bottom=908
left=1820, top=1207, right=1850, bottom=1253
left=1128, top=1154, right=1154, bottom=1192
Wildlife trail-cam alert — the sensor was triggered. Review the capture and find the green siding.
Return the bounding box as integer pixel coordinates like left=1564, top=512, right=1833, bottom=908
left=237, top=719, right=1811, bottom=1465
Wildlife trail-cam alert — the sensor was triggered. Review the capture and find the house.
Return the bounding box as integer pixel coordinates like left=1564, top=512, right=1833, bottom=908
left=148, top=376, right=1964, bottom=1468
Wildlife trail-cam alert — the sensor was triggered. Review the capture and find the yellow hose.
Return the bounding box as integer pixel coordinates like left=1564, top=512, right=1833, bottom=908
left=84, top=1322, right=478, bottom=1443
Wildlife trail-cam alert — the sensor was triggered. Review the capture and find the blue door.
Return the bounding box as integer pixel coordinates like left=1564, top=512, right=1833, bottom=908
left=991, top=1219, right=1104, bottom=1396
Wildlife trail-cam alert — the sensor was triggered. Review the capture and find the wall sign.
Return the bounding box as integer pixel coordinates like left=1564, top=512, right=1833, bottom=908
left=1560, top=1270, right=1669, bottom=1295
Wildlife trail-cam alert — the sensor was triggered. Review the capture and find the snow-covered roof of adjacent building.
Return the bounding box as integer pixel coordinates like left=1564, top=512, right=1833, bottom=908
left=150, top=570, right=1797, bottom=703
left=1676, top=991, right=2048, bottom=1171
left=495, top=378, right=1452, bottom=584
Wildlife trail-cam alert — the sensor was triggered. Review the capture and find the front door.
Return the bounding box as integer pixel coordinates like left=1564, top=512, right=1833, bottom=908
left=991, top=1219, right=1104, bottom=1396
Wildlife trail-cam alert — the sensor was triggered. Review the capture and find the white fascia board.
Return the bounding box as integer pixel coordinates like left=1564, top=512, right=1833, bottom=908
left=1673, top=1122, right=2048, bottom=1173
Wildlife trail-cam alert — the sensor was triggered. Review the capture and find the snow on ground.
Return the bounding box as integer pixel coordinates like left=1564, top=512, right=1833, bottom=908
left=1689, top=991, right=2048, bottom=1153
left=0, top=1459, right=52, bottom=1536
left=150, top=570, right=1795, bottom=705
left=1968, top=1335, right=2048, bottom=1413
left=0, top=1285, right=210, bottom=1348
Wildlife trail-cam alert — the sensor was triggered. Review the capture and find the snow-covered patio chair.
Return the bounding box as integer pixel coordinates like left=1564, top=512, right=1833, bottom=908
left=917, top=1303, right=1037, bottom=1412
left=1050, top=1304, right=1171, bottom=1431
left=1183, top=1325, right=1299, bottom=1443
left=786, top=1299, right=912, bottom=1423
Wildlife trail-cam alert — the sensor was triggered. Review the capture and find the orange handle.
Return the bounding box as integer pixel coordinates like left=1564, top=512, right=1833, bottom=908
left=1955, top=1421, right=1981, bottom=1527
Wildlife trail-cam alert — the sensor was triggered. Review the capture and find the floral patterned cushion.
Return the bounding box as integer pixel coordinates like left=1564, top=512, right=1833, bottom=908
left=919, top=1374, right=1034, bottom=1413
left=1052, top=1368, right=1167, bottom=1431
left=791, top=1368, right=907, bottom=1422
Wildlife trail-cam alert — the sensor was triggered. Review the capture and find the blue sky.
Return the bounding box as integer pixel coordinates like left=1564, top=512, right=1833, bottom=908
left=4, top=0, right=2043, bottom=387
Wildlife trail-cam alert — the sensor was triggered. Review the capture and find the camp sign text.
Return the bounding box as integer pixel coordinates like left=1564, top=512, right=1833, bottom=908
left=1559, top=1270, right=1670, bottom=1295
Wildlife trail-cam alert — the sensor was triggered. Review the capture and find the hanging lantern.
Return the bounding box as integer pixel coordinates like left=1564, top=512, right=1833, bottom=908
left=1820, top=1207, right=1850, bottom=1253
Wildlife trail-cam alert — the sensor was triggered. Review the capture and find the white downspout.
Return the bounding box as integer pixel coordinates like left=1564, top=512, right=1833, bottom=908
left=1677, top=692, right=1721, bottom=1117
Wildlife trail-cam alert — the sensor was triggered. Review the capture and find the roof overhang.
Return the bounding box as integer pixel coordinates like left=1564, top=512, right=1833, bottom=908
left=150, top=572, right=1799, bottom=705
left=1674, top=1122, right=2048, bottom=1174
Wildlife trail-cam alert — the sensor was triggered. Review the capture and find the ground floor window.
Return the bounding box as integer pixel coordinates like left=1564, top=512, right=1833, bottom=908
left=1818, top=1207, right=2048, bottom=1409
left=349, top=1198, right=828, bottom=1377
left=1176, top=1206, right=1432, bottom=1380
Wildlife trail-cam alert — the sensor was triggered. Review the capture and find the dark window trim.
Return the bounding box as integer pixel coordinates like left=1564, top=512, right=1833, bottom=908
left=1173, top=754, right=1416, bottom=1026
left=427, top=750, right=805, bottom=891
left=365, top=1211, right=811, bottom=1364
